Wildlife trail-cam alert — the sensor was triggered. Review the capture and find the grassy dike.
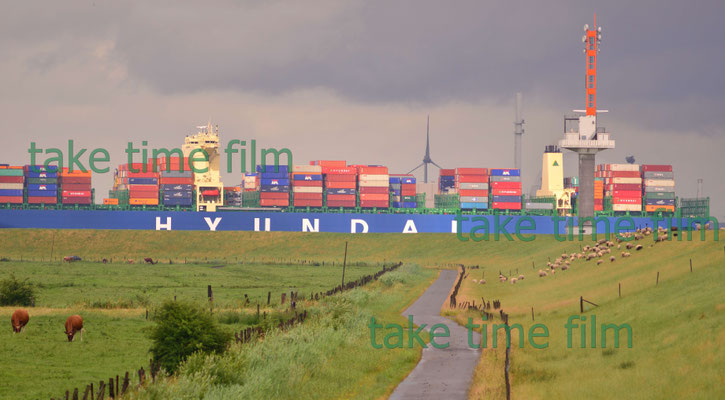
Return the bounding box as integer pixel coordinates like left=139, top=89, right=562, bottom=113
left=449, top=231, right=724, bottom=399
left=127, top=264, right=438, bottom=400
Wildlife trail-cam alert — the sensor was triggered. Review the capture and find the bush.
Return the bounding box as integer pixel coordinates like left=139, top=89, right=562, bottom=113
left=149, top=301, right=233, bottom=374
left=0, top=274, right=36, bottom=306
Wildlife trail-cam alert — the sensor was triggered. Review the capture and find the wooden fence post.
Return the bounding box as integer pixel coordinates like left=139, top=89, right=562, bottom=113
left=690, top=258, right=692, bottom=272
left=580, top=296, right=583, bottom=314
left=267, top=291, right=271, bottom=305
left=656, top=271, right=659, bottom=286
left=531, top=307, right=534, bottom=321
left=618, top=283, right=621, bottom=298
left=341, top=241, right=348, bottom=290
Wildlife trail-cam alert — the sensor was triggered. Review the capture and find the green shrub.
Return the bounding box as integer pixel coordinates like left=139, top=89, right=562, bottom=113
left=148, top=301, right=233, bottom=374
left=0, top=274, right=36, bottom=306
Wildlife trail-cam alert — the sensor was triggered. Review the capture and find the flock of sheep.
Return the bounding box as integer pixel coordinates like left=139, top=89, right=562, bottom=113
left=472, top=226, right=669, bottom=285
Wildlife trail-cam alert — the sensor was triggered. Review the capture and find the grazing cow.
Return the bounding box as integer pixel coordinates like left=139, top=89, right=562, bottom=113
left=11, top=309, right=29, bottom=333
left=144, top=257, right=156, bottom=265
left=65, top=315, right=84, bottom=342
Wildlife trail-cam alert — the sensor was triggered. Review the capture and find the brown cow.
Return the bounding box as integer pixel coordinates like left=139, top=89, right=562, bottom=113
left=11, top=309, right=29, bottom=333
left=65, top=315, right=84, bottom=342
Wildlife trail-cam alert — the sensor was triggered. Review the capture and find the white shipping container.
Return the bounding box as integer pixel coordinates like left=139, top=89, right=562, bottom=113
left=644, top=179, right=675, bottom=187
left=607, top=164, right=640, bottom=172
left=292, top=186, right=323, bottom=193
left=611, top=177, right=643, bottom=184
left=459, top=182, right=489, bottom=190
left=358, top=179, right=389, bottom=187
left=0, top=183, right=24, bottom=190
left=292, top=165, right=322, bottom=173
left=358, top=174, right=389, bottom=182
left=613, top=204, right=642, bottom=212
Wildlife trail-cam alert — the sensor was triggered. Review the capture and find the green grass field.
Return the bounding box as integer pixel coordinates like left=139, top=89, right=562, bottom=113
left=0, top=228, right=722, bottom=399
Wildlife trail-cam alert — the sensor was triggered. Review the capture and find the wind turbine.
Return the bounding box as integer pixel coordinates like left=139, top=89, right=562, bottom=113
left=408, top=115, right=443, bottom=183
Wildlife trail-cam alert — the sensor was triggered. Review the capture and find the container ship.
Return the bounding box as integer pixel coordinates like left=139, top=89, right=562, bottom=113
left=0, top=18, right=711, bottom=233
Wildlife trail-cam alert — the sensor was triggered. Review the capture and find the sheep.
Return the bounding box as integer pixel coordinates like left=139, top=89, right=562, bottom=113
left=610, top=256, right=616, bottom=262
left=617, top=244, right=621, bottom=249
left=510, top=278, right=518, bottom=284
left=479, top=279, right=486, bottom=285
left=626, top=243, right=634, bottom=250
left=596, top=259, right=604, bottom=265
left=518, top=274, right=525, bottom=280
left=538, top=269, right=547, bottom=277
left=561, top=264, right=569, bottom=270
left=550, top=268, right=556, bottom=274
left=622, top=252, right=631, bottom=258
left=472, top=279, right=478, bottom=284
left=635, top=244, right=643, bottom=251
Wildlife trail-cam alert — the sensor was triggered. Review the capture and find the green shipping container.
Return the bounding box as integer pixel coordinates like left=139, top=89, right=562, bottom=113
left=27, top=177, right=58, bottom=184
left=645, top=192, right=675, bottom=200
left=0, top=169, right=24, bottom=176
left=402, top=196, right=416, bottom=202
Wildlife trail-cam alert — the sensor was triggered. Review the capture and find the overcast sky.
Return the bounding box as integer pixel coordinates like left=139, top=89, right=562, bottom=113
left=2, top=0, right=723, bottom=218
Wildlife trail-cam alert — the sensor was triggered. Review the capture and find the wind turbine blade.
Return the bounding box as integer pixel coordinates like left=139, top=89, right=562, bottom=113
left=431, top=161, right=444, bottom=169
left=407, top=163, right=424, bottom=174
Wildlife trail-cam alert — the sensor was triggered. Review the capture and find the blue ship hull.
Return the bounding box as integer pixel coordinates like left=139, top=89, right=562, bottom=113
left=0, top=209, right=702, bottom=234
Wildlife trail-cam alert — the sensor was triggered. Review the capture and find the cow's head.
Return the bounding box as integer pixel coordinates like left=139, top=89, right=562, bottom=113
left=12, top=324, right=21, bottom=333
left=65, top=329, right=75, bottom=342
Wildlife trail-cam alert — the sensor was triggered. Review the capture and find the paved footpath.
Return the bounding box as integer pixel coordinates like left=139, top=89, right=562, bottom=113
left=389, top=269, right=481, bottom=400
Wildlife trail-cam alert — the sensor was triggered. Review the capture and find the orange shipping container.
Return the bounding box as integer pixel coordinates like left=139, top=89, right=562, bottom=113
left=103, top=198, right=119, bottom=205
left=129, top=198, right=159, bottom=205
left=645, top=205, right=675, bottom=212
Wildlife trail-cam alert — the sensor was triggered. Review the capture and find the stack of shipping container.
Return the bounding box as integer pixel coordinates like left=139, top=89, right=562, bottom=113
left=161, top=171, right=193, bottom=208
left=597, top=164, right=642, bottom=212
left=241, top=173, right=258, bottom=191
left=457, top=168, right=488, bottom=210
left=0, top=166, right=24, bottom=204
left=224, top=186, right=242, bottom=207
left=25, top=165, right=58, bottom=204
left=320, top=161, right=356, bottom=208
left=258, top=164, right=290, bottom=207
left=390, top=175, right=417, bottom=208
left=124, top=164, right=159, bottom=206
left=490, top=168, right=521, bottom=211
left=641, top=165, right=675, bottom=213
left=357, top=166, right=389, bottom=208
left=292, top=164, right=323, bottom=207
left=60, top=168, right=92, bottom=205
left=438, top=169, right=456, bottom=193
left=594, top=177, right=604, bottom=212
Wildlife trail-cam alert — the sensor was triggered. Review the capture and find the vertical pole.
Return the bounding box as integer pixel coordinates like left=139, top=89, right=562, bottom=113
left=580, top=296, right=584, bottom=313
left=341, top=241, right=348, bottom=290
left=656, top=272, right=659, bottom=286
left=531, top=307, right=534, bottom=321
left=618, top=283, right=621, bottom=298
left=690, top=259, right=692, bottom=272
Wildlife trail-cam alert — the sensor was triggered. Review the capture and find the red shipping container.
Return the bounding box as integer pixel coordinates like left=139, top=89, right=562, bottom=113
left=360, top=200, right=388, bottom=208
left=160, top=177, right=194, bottom=185
left=60, top=176, right=92, bottom=184
left=62, top=197, right=92, bottom=205
left=322, top=167, right=356, bottom=175
left=292, top=180, right=323, bottom=187
left=439, top=169, right=455, bottom=176
left=293, top=199, right=323, bottom=207
left=401, top=183, right=416, bottom=189
left=127, top=171, right=159, bottom=178
left=359, top=187, right=388, bottom=194
left=260, top=198, right=289, bottom=206
left=327, top=194, right=355, bottom=201
left=316, top=160, right=347, bottom=168
left=612, top=190, right=642, bottom=198
left=325, top=174, right=357, bottom=182
left=327, top=200, right=356, bottom=207
left=129, top=191, right=158, bottom=199
left=27, top=197, right=57, bottom=204
left=0, top=176, right=24, bottom=183
left=401, top=189, right=416, bottom=196
left=61, top=183, right=92, bottom=191
left=62, top=190, right=91, bottom=197
left=326, top=181, right=357, bottom=189
left=606, top=183, right=642, bottom=191
left=0, top=196, right=23, bottom=203
left=491, top=188, right=521, bottom=196
left=459, top=189, right=488, bottom=197
left=358, top=166, right=388, bottom=175
left=607, top=171, right=641, bottom=178
left=293, top=193, right=323, bottom=200
left=128, top=185, right=159, bottom=192
left=490, top=181, right=522, bottom=189
left=260, top=192, right=289, bottom=200
left=455, top=168, right=488, bottom=175
left=457, top=175, right=489, bottom=183
left=613, top=197, right=642, bottom=205
left=641, top=165, right=673, bottom=172
left=360, top=193, right=388, bottom=201
left=491, top=202, right=522, bottom=210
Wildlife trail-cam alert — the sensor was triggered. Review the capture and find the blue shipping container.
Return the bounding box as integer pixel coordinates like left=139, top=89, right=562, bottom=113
left=401, top=177, right=416, bottom=184
left=27, top=184, right=58, bottom=191
left=293, top=174, right=322, bottom=181
left=0, top=189, right=23, bottom=196
left=460, top=202, right=489, bottom=209
left=256, top=165, right=289, bottom=173
left=162, top=184, right=193, bottom=191
left=28, top=190, right=57, bottom=197
left=645, top=198, right=675, bottom=206
left=389, top=177, right=401, bottom=184
left=490, top=169, right=521, bottom=177
left=25, top=171, right=58, bottom=178
left=163, top=190, right=193, bottom=199
left=128, top=178, right=158, bottom=185
left=24, top=165, right=59, bottom=173
left=260, top=178, right=290, bottom=186
left=326, top=188, right=355, bottom=195
left=163, top=198, right=193, bottom=206
left=259, top=172, right=288, bottom=179
left=492, top=195, right=521, bottom=203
